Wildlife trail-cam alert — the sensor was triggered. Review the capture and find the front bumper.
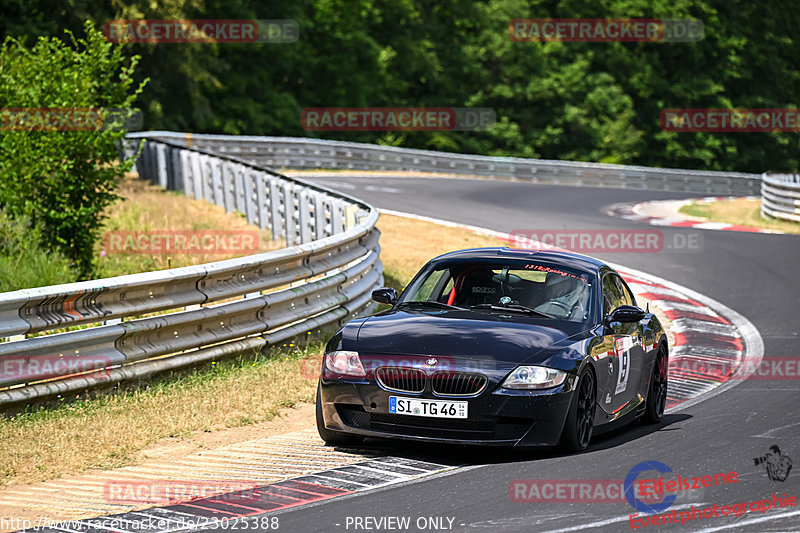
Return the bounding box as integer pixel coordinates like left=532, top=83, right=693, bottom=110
left=318, top=377, right=575, bottom=447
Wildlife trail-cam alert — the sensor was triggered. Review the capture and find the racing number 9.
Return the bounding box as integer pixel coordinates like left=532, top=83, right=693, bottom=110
left=614, top=337, right=631, bottom=394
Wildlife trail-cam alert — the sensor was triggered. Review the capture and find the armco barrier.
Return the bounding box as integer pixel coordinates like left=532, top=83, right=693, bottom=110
left=125, top=132, right=761, bottom=196
left=762, top=173, right=800, bottom=223
left=0, top=135, right=382, bottom=406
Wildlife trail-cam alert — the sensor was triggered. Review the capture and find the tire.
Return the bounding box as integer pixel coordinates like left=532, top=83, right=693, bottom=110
left=642, top=347, right=668, bottom=424
left=315, top=383, right=364, bottom=446
left=561, top=368, right=596, bottom=452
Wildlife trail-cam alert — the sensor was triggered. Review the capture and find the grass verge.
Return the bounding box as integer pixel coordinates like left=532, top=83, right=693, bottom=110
left=95, top=176, right=285, bottom=278
left=0, top=342, right=321, bottom=486
left=679, top=198, right=800, bottom=234
left=377, top=213, right=506, bottom=289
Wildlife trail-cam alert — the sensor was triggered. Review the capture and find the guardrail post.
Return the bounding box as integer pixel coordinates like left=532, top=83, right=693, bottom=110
left=269, top=179, right=282, bottom=241
left=332, top=200, right=344, bottom=234
left=344, top=204, right=357, bottom=230
left=234, top=165, right=247, bottom=215
left=211, top=160, right=224, bottom=206
left=322, top=198, right=334, bottom=237
left=299, top=190, right=311, bottom=244
left=255, top=173, right=268, bottom=230
left=201, top=155, right=214, bottom=203
left=167, top=146, right=180, bottom=191
left=221, top=162, right=235, bottom=213
left=180, top=150, right=193, bottom=197
left=283, top=183, right=296, bottom=246
left=244, top=171, right=258, bottom=226
left=140, top=142, right=154, bottom=182
left=156, top=144, right=168, bottom=189
left=313, top=193, right=325, bottom=240
left=190, top=152, right=203, bottom=200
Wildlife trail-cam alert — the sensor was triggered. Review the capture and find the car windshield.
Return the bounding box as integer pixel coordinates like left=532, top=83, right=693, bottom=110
left=399, top=261, right=595, bottom=322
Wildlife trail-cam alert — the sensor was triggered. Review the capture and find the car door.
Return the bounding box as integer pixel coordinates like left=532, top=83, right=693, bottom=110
left=601, top=273, right=645, bottom=415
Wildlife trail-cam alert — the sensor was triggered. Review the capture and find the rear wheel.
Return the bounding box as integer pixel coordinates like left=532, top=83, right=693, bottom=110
left=315, top=383, right=365, bottom=446
left=561, top=368, right=596, bottom=452
left=642, top=347, right=668, bottom=424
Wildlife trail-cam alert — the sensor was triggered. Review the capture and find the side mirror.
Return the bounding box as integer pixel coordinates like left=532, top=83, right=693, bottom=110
left=606, top=305, right=646, bottom=324
left=372, top=287, right=398, bottom=306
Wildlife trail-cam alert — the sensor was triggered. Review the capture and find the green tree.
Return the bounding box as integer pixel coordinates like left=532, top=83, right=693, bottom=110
left=0, top=21, right=147, bottom=277
left=0, top=210, right=78, bottom=291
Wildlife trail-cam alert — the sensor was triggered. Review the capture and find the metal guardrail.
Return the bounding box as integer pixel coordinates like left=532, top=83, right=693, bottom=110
left=761, top=173, right=800, bottom=223
left=126, top=131, right=762, bottom=196
left=0, top=136, right=382, bottom=406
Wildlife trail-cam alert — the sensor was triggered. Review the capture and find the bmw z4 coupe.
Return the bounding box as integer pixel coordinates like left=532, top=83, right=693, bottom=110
left=316, top=247, right=668, bottom=451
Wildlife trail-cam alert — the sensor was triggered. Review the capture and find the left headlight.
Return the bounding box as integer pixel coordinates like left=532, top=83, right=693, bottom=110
left=501, top=365, right=567, bottom=390
left=323, top=350, right=366, bottom=378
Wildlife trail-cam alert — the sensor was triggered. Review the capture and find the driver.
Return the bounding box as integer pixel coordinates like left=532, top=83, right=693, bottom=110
left=452, top=268, right=498, bottom=307
left=534, top=272, right=582, bottom=317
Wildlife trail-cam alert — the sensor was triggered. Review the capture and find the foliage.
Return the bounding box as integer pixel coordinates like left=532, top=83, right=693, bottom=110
left=0, top=21, right=147, bottom=277
left=0, top=210, right=78, bottom=291
left=1, top=0, right=797, bottom=177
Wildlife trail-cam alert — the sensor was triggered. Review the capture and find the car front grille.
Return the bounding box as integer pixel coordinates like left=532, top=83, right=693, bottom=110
left=375, top=367, right=426, bottom=393
left=375, top=367, right=488, bottom=396
left=430, top=371, right=487, bottom=396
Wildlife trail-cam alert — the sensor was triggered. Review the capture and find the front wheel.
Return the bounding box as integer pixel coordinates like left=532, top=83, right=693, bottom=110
left=641, top=347, right=668, bottom=424
left=561, top=368, right=596, bottom=452
left=316, top=383, right=364, bottom=446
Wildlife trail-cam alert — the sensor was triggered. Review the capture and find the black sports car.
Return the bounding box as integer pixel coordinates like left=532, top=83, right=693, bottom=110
left=316, top=247, right=668, bottom=450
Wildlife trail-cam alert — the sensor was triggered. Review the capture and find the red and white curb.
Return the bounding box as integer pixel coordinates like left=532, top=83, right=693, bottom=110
left=21, top=458, right=457, bottom=533
left=606, top=196, right=783, bottom=234
left=617, top=269, right=746, bottom=410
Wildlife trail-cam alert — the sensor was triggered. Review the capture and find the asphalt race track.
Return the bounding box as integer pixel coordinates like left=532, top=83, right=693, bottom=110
left=38, top=177, right=790, bottom=533
left=260, top=176, right=800, bottom=533
left=41, top=176, right=785, bottom=533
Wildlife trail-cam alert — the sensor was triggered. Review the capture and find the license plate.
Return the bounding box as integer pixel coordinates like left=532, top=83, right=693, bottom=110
left=389, top=396, right=468, bottom=419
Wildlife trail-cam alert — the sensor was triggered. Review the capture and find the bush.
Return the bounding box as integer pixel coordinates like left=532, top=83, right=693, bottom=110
left=0, top=21, right=147, bottom=279
left=0, top=210, right=78, bottom=292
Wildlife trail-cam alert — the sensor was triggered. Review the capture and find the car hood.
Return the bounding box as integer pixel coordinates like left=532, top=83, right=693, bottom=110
left=356, top=309, right=590, bottom=365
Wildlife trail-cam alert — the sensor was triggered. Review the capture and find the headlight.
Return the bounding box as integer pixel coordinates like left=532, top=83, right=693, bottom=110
left=323, top=351, right=366, bottom=378
left=502, top=365, right=567, bottom=390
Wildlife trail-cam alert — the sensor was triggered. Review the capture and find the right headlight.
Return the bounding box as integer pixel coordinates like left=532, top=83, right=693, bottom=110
left=323, top=350, right=366, bottom=378
left=501, top=365, right=567, bottom=390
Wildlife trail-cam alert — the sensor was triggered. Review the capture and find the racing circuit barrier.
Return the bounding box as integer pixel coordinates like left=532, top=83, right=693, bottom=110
left=125, top=132, right=761, bottom=196
left=761, top=173, right=800, bottom=223
left=0, top=136, right=382, bottom=406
